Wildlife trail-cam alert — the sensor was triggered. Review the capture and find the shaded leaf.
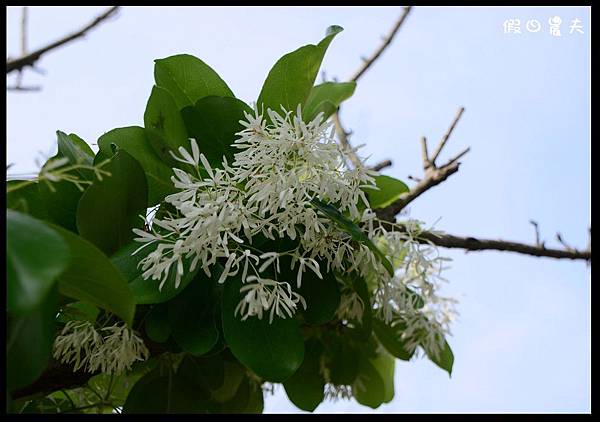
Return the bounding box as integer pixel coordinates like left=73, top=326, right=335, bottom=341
left=7, top=209, right=70, bottom=314
left=48, top=223, right=136, bottom=326
left=154, top=54, right=234, bottom=109
left=373, top=319, right=416, bottom=361
left=303, top=81, right=356, bottom=122
left=221, top=274, right=305, bottom=382
left=283, top=338, right=325, bottom=412
left=98, top=126, right=176, bottom=206
left=181, top=96, right=252, bottom=167
left=76, top=150, right=148, bottom=256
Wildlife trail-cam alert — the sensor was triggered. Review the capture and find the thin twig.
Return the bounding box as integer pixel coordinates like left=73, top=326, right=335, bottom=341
left=6, top=6, right=120, bottom=74
left=350, top=6, right=413, bottom=82
left=370, top=159, right=393, bottom=172
left=334, top=6, right=413, bottom=169
left=377, top=220, right=591, bottom=261
left=529, top=220, right=543, bottom=247
left=430, top=107, right=465, bottom=164
left=377, top=107, right=469, bottom=218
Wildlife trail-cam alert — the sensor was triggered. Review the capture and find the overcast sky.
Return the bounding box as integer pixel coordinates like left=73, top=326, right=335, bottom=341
left=6, top=6, right=590, bottom=413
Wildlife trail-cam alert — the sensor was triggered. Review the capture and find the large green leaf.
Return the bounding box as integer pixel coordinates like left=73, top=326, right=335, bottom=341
left=56, top=131, right=94, bottom=174
left=326, top=334, right=359, bottom=385
left=7, top=181, right=48, bottom=220
left=76, top=150, right=148, bottom=256
left=181, top=96, right=253, bottom=167
left=111, top=241, right=200, bottom=304
left=221, top=275, right=305, bottom=382
left=352, top=355, right=386, bottom=409
left=144, top=304, right=171, bottom=343
left=311, top=199, right=394, bottom=276
left=350, top=273, right=373, bottom=339
left=7, top=285, right=58, bottom=392
left=425, top=338, right=454, bottom=376
left=283, top=338, right=325, bottom=412
left=168, top=274, right=219, bottom=355
left=303, top=81, right=356, bottom=122
left=256, top=25, right=343, bottom=117
left=37, top=172, right=83, bottom=233
left=98, top=126, right=176, bottom=206
left=297, top=268, right=340, bottom=325
left=7, top=210, right=70, bottom=314
left=48, top=223, right=136, bottom=326
left=143, top=86, right=190, bottom=168
left=370, top=350, right=395, bottom=404
left=366, top=175, right=409, bottom=209
left=123, top=368, right=210, bottom=413
left=154, top=54, right=234, bottom=109
left=373, top=319, right=416, bottom=361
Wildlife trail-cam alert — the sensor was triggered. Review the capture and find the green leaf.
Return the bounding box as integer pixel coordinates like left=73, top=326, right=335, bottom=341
left=257, top=25, right=343, bottom=117
left=311, top=199, right=394, bottom=276
left=210, top=359, right=246, bottom=403
left=143, top=86, right=190, bottom=168
left=218, top=376, right=264, bottom=414
left=7, top=181, right=48, bottom=220
left=303, top=81, right=356, bottom=122
left=168, top=274, right=219, bottom=355
left=98, top=126, right=176, bottom=206
left=370, top=350, right=395, bottom=404
left=177, top=354, right=225, bottom=394
left=76, top=150, right=148, bottom=256
left=7, top=285, right=58, bottom=392
left=37, top=171, right=83, bottom=233
left=425, top=338, right=454, bottom=376
left=352, top=355, right=386, bottom=409
left=57, top=301, right=100, bottom=324
left=297, top=268, right=340, bottom=325
left=221, top=274, right=305, bottom=382
left=283, top=338, right=325, bottom=412
left=111, top=241, right=200, bottom=304
left=144, top=304, right=171, bottom=343
left=7, top=209, right=70, bottom=314
left=351, top=273, right=373, bottom=339
left=56, top=131, right=94, bottom=170
left=154, top=54, right=234, bottom=110
left=366, top=175, right=409, bottom=209
left=48, top=223, right=136, bottom=326
left=373, top=319, right=416, bottom=361
left=181, top=96, right=253, bottom=167
left=123, top=368, right=210, bottom=413
left=321, top=331, right=359, bottom=386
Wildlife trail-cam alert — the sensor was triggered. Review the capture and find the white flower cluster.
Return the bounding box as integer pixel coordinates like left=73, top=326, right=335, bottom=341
left=53, top=320, right=149, bottom=374
left=132, top=104, right=457, bottom=358
left=133, top=106, right=375, bottom=322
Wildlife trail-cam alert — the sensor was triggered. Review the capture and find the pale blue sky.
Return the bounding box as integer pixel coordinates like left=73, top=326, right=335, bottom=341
left=6, top=6, right=590, bottom=413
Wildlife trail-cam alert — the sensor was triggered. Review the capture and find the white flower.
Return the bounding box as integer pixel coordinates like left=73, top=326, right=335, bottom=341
left=53, top=320, right=149, bottom=375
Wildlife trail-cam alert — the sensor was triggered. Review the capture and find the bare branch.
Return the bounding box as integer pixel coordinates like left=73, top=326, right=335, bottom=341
left=350, top=6, right=413, bottom=82
left=370, top=159, right=393, bottom=172
left=530, top=220, right=543, bottom=247
left=377, top=107, right=469, bottom=218
left=332, top=108, right=362, bottom=168
left=6, top=6, right=120, bottom=74
left=7, top=85, right=41, bottom=92
left=430, top=107, right=465, bottom=164
left=418, top=229, right=590, bottom=261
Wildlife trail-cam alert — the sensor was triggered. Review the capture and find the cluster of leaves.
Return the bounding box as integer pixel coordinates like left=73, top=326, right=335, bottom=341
left=6, top=25, right=453, bottom=414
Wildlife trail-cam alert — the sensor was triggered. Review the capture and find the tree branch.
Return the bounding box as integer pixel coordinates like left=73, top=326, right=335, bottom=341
left=377, top=107, right=469, bottom=220
left=350, top=6, right=413, bottom=83
left=333, top=6, right=413, bottom=169
left=6, top=6, right=120, bottom=74
left=417, top=229, right=591, bottom=261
